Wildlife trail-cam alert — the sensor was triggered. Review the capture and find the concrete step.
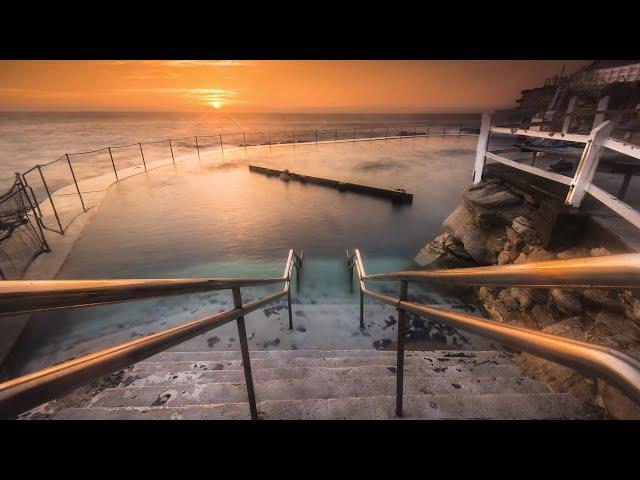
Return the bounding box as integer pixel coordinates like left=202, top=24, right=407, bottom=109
left=130, top=356, right=518, bottom=374
left=146, top=349, right=515, bottom=363
left=121, top=364, right=533, bottom=387
left=91, top=374, right=547, bottom=408
left=53, top=393, right=586, bottom=420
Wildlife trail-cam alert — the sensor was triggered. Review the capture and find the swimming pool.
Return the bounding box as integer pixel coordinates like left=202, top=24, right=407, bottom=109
left=12, top=136, right=501, bottom=375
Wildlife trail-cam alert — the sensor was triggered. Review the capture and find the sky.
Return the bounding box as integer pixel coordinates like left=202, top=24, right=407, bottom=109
left=0, top=60, right=592, bottom=113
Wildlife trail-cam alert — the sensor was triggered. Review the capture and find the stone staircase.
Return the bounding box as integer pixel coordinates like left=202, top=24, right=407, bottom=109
left=46, top=349, right=587, bottom=420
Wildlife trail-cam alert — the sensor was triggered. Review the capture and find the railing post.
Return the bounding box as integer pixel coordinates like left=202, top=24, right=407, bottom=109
left=219, top=134, right=224, bottom=153
left=232, top=287, right=258, bottom=420
left=396, top=280, right=408, bottom=417
left=139, top=143, right=147, bottom=171
left=562, top=96, right=577, bottom=134
left=359, top=290, right=364, bottom=329
left=472, top=113, right=491, bottom=184
left=426, top=127, right=430, bottom=137
left=66, top=154, right=86, bottom=212
left=169, top=139, right=176, bottom=164
left=107, top=148, right=119, bottom=181
left=442, top=126, right=446, bottom=136
left=593, top=95, right=611, bottom=129
left=37, top=165, right=63, bottom=233
left=195, top=136, right=201, bottom=161
left=565, top=120, right=614, bottom=207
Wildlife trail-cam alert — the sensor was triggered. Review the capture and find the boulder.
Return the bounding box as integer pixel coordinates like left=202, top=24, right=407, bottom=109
left=516, top=317, right=596, bottom=403
left=590, top=247, right=611, bottom=257
left=596, top=381, right=640, bottom=419
left=620, top=291, right=640, bottom=327
left=527, top=247, right=556, bottom=262
left=464, top=184, right=522, bottom=209
left=550, top=288, right=583, bottom=315
left=414, top=232, right=474, bottom=268
left=582, top=289, right=623, bottom=313
left=557, top=247, right=590, bottom=260
left=443, top=203, right=501, bottom=264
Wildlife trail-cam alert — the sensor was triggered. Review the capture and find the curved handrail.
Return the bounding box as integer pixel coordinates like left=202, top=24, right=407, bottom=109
left=0, top=249, right=303, bottom=419
left=348, top=249, right=640, bottom=408
left=364, top=253, right=640, bottom=289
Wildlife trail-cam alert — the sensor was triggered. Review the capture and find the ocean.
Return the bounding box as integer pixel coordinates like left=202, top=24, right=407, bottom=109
left=0, top=111, right=481, bottom=188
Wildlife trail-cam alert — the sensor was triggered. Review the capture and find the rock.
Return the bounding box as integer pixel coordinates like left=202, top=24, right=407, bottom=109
left=498, top=289, right=520, bottom=311
left=582, top=289, right=623, bottom=313
left=514, top=252, right=528, bottom=264
left=586, top=311, right=640, bottom=350
left=512, top=216, right=541, bottom=246
left=443, top=203, right=501, bottom=264
left=510, top=288, right=535, bottom=311
left=505, top=227, right=523, bottom=249
left=620, top=291, right=640, bottom=327
left=464, top=183, right=522, bottom=209
left=550, top=288, right=583, bottom=314
left=497, top=250, right=514, bottom=265
left=596, top=380, right=640, bottom=419
left=590, top=247, right=611, bottom=257
left=531, top=303, right=555, bottom=329
left=517, top=317, right=595, bottom=402
left=512, top=216, right=533, bottom=233
left=527, top=247, right=556, bottom=262
left=414, top=232, right=474, bottom=268
left=557, top=247, right=590, bottom=260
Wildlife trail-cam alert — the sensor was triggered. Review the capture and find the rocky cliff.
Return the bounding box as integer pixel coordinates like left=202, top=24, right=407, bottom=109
left=415, top=178, right=640, bottom=419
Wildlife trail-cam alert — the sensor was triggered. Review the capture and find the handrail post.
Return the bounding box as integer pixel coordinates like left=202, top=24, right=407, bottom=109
left=66, top=154, right=86, bottom=212
left=15, top=173, right=49, bottom=252
left=232, top=287, right=258, bottom=420
left=359, top=290, right=364, bottom=329
left=36, top=165, right=63, bottom=233
left=473, top=113, right=491, bottom=184
left=195, top=136, right=201, bottom=161
left=169, top=139, right=176, bottom=164
left=139, top=143, right=147, bottom=171
left=396, top=280, right=408, bottom=417
left=107, top=148, right=119, bottom=181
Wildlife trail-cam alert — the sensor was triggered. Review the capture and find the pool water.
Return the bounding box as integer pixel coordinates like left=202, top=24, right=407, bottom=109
left=13, top=136, right=501, bottom=375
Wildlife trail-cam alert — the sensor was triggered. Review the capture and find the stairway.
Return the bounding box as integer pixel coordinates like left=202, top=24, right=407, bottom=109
left=43, top=349, right=587, bottom=420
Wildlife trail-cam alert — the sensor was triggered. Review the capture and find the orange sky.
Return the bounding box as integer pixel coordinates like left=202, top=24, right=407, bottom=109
left=0, top=60, right=591, bottom=112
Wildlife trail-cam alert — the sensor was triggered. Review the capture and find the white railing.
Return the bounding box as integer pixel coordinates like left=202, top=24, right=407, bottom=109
left=474, top=113, right=640, bottom=229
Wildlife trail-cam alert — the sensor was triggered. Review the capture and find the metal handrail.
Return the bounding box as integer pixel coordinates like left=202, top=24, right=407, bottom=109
left=347, top=248, right=640, bottom=417
left=0, top=249, right=303, bottom=419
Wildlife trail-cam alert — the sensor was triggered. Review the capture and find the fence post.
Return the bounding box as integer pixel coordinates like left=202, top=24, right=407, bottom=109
left=66, top=154, right=86, bottom=212
left=36, top=165, right=63, bottom=233
left=195, top=136, right=201, bottom=161
left=565, top=120, right=614, bottom=207
left=107, top=148, right=119, bottom=181
left=169, top=139, right=175, bottom=164
left=562, top=96, right=577, bottom=134
left=219, top=134, right=224, bottom=153
left=593, top=95, right=611, bottom=129
left=473, top=113, right=492, bottom=184
left=139, top=143, right=147, bottom=171
left=232, top=287, right=258, bottom=420
left=21, top=173, right=43, bottom=218
left=396, top=280, right=408, bottom=417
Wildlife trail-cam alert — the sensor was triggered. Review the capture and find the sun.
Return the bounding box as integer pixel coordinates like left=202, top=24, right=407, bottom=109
left=211, top=100, right=222, bottom=109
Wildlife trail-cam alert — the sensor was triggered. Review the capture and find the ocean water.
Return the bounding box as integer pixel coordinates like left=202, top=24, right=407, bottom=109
left=0, top=111, right=481, bottom=188
left=2, top=112, right=495, bottom=375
